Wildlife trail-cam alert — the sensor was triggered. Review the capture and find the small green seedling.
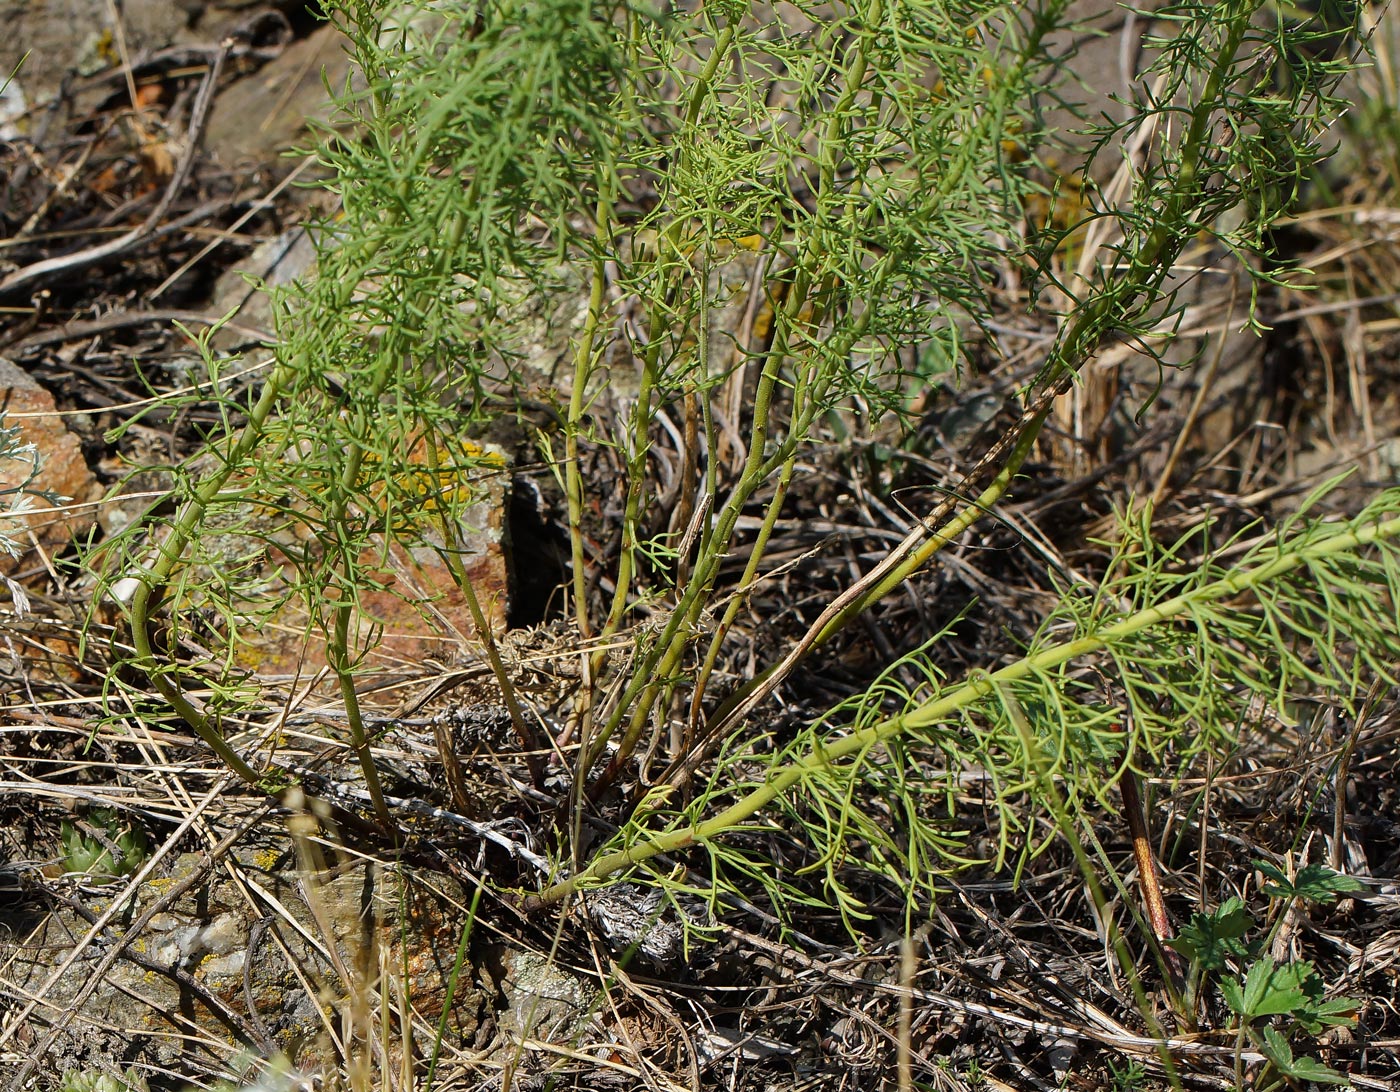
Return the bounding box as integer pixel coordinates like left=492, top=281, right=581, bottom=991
left=58, top=1068, right=149, bottom=1092
left=60, top=807, right=150, bottom=881
left=1106, top=1057, right=1147, bottom=1092
left=1256, top=860, right=1366, bottom=905
left=1168, top=861, right=1362, bottom=1088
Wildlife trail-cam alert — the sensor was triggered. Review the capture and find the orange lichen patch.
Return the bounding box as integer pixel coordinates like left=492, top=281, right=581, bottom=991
left=97, top=431, right=511, bottom=689
left=393, top=895, right=465, bottom=1023
left=1000, top=117, right=1029, bottom=165
left=93, top=28, right=119, bottom=68
left=358, top=433, right=506, bottom=531
left=125, top=107, right=175, bottom=186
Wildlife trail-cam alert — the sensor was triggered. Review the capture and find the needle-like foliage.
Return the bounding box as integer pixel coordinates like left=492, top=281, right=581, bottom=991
left=92, top=0, right=1372, bottom=947
left=551, top=487, right=1400, bottom=929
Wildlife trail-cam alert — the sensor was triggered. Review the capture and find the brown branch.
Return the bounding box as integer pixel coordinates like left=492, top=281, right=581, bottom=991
left=1120, top=766, right=1185, bottom=987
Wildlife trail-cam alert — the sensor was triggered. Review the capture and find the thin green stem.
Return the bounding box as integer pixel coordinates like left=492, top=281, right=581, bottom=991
left=126, top=356, right=301, bottom=788
left=686, top=454, right=796, bottom=737
left=327, top=591, right=393, bottom=831
left=597, top=332, right=662, bottom=649
left=581, top=268, right=812, bottom=778
left=699, top=395, right=1053, bottom=753
left=566, top=193, right=615, bottom=640
left=539, top=506, right=1400, bottom=902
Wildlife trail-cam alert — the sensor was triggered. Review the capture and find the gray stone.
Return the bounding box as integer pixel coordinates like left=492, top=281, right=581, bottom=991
left=0, top=844, right=484, bottom=1080
left=0, top=0, right=193, bottom=110
left=202, top=22, right=352, bottom=168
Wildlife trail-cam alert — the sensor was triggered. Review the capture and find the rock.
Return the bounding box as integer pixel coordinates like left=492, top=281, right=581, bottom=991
left=207, top=226, right=319, bottom=351
left=0, top=841, right=487, bottom=1080
left=0, top=358, right=102, bottom=566
left=244, top=435, right=510, bottom=678
left=495, top=950, right=597, bottom=1043
left=0, top=74, right=26, bottom=142
left=0, top=0, right=194, bottom=110
left=104, top=436, right=511, bottom=681
left=202, top=21, right=352, bottom=167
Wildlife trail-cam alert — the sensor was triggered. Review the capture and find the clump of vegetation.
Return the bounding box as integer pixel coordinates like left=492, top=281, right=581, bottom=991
left=59, top=807, right=149, bottom=881
left=104, top=0, right=1373, bottom=898
left=57, top=1069, right=148, bottom=1092
left=1169, top=862, right=1365, bottom=1088
left=69, top=0, right=1387, bottom=1083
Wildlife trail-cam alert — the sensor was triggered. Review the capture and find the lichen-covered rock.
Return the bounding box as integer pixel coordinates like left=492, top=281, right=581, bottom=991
left=0, top=843, right=485, bottom=1083
left=0, top=0, right=193, bottom=116
left=495, top=950, right=597, bottom=1043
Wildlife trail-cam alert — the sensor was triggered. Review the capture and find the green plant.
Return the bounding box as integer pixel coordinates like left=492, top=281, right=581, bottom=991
left=59, top=807, right=150, bottom=881
left=541, top=485, right=1400, bottom=911
left=103, top=0, right=1059, bottom=811
left=1169, top=861, right=1363, bottom=1088
left=1106, top=1057, right=1148, bottom=1092
left=58, top=1068, right=148, bottom=1092
left=95, top=0, right=1376, bottom=936
left=67, top=4, right=1397, bottom=1089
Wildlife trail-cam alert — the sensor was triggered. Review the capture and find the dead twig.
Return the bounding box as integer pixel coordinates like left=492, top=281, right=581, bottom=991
left=0, top=40, right=229, bottom=299
left=1, top=781, right=270, bottom=1092
left=3, top=308, right=274, bottom=354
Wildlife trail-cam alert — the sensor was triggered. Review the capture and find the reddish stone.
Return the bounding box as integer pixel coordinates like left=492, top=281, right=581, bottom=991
left=219, top=437, right=511, bottom=684
left=0, top=358, right=102, bottom=566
